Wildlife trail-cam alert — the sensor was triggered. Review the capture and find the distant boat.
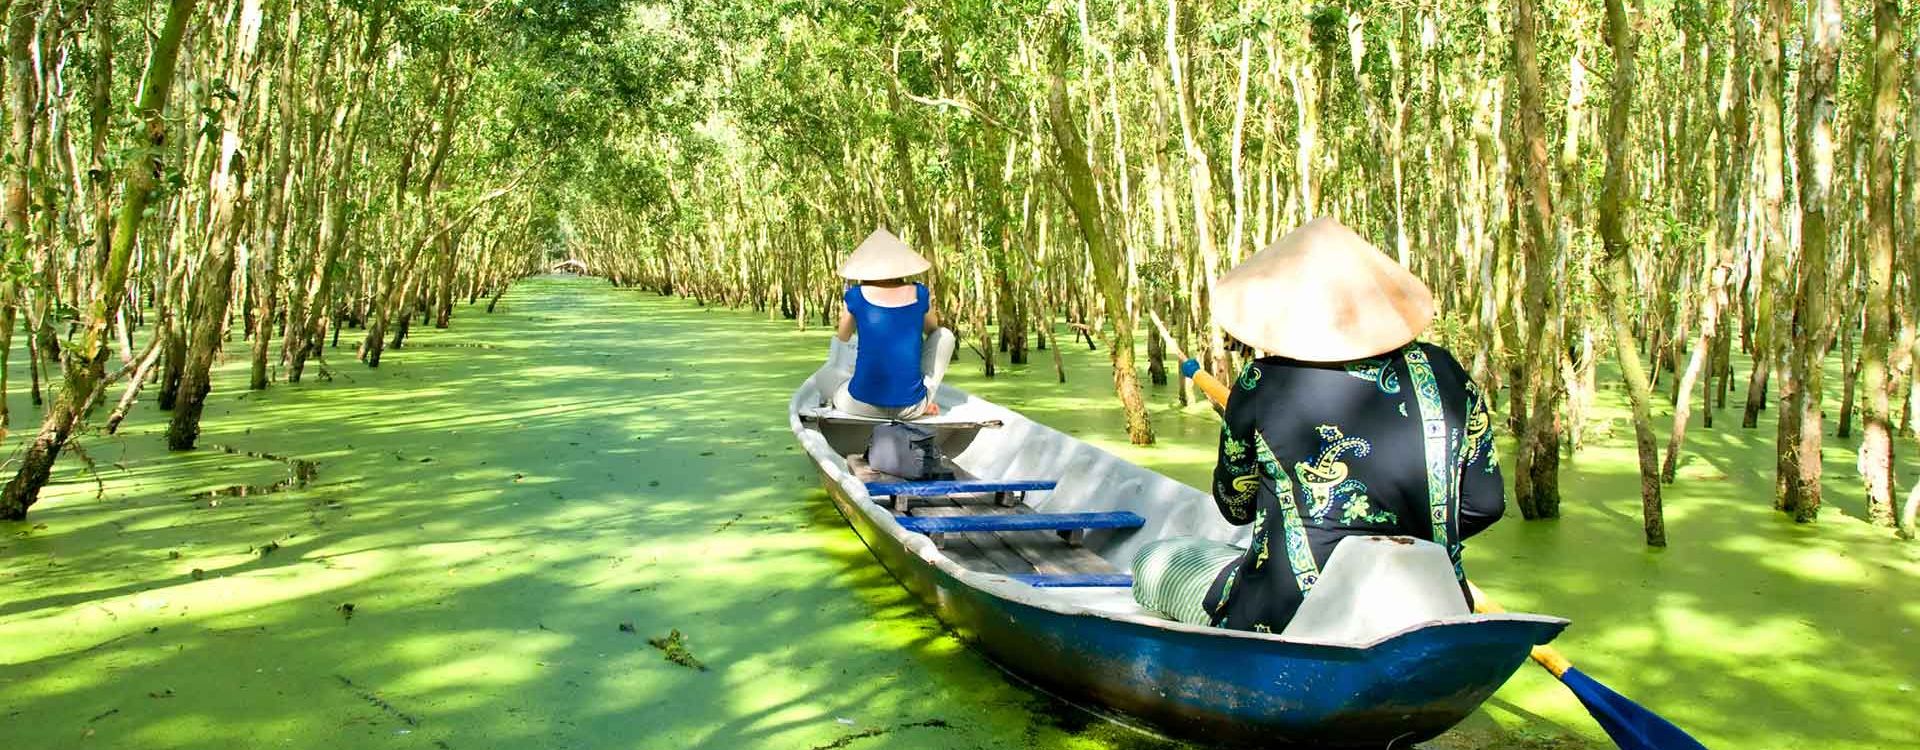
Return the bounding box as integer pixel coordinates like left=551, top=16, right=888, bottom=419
left=791, top=364, right=1568, bottom=748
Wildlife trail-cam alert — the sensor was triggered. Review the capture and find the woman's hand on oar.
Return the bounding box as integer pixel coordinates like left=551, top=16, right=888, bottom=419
left=1147, top=312, right=1232, bottom=407
left=1163, top=343, right=1710, bottom=750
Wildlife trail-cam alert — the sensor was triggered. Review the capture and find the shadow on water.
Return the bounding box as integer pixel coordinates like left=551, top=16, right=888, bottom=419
left=794, top=487, right=1202, bottom=750
left=0, top=277, right=1197, bottom=750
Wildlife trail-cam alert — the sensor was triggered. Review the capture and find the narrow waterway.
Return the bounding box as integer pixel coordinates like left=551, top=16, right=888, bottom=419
left=2, top=276, right=1913, bottom=749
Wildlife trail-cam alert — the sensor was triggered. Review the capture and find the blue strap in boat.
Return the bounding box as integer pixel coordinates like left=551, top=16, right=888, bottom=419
left=1010, top=573, right=1133, bottom=588
left=1404, top=345, right=1464, bottom=581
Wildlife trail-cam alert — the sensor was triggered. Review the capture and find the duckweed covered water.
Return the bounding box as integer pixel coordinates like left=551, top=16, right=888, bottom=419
left=2, top=276, right=1914, bottom=749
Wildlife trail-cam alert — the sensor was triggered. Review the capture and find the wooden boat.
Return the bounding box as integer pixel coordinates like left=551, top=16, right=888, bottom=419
left=791, top=366, right=1568, bottom=748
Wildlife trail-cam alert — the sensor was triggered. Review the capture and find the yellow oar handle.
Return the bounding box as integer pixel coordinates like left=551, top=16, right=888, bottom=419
left=1468, top=581, right=1573, bottom=678
left=1189, top=366, right=1232, bottom=407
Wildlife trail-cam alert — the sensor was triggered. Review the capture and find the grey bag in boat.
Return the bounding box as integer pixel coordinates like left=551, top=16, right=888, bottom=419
left=866, top=421, right=948, bottom=480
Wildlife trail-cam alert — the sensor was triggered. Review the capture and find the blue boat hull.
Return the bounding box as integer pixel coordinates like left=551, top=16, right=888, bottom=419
left=818, top=475, right=1568, bottom=748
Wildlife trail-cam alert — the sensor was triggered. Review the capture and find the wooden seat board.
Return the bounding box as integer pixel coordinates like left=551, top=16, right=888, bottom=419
left=799, top=408, right=1004, bottom=429
left=850, top=453, right=1119, bottom=579
left=925, top=533, right=1012, bottom=574
left=911, top=506, right=1036, bottom=575
left=915, top=505, right=1117, bottom=576
left=912, top=498, right=1120, bottom=577
left=998, top=530, right=1118, bottom=575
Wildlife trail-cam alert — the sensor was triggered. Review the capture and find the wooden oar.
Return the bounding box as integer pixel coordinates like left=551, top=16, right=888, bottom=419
left=1146, top=312, right=1231, bottom=406
left=1148, top=310, right=1708, bottom=750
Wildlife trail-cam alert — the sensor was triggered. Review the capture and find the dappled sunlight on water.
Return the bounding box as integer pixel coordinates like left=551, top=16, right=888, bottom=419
left=0, top=278, right=1185, bottom=750
left=0, top=276, right=1911, bottom=749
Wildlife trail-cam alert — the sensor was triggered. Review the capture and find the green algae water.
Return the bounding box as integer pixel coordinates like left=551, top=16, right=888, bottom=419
left=3, top=276, right=1915, bottom=749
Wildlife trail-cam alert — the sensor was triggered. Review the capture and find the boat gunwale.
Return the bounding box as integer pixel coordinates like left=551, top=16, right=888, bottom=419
left=787, top=377, right=1568, bottom=652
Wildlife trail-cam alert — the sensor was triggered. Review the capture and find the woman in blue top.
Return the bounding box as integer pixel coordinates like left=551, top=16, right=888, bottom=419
left=829, top=228, right=956, bottom=420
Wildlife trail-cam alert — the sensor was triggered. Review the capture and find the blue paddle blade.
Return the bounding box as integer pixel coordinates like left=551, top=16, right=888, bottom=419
left=1561, top=667, right=1709, bottom=750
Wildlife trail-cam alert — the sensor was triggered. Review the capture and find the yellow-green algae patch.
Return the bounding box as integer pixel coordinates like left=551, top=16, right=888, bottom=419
left=2, top=276, right=1914, bottom=749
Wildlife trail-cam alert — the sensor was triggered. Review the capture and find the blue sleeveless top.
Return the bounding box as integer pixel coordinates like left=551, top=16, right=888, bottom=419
left=846, top=283, right=930, bottom=408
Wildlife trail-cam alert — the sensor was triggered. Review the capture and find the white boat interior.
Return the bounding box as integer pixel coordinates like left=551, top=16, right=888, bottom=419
left=795, top=358, right=1515, bottom=646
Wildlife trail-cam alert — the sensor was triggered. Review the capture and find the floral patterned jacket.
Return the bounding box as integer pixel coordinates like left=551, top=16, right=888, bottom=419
left=1201, top=342, right=1505, bottom=633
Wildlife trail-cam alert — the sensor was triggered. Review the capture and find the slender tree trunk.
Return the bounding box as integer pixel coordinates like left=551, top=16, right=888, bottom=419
left=105, top=319, right=169, bottom=434
left=168, top=0, right=265, bottom=450
left=885, top=69, right=938, bottom=290
left=1837, top=318, right=1859, bottom=438
left=1859, top=0, right=1902, bottom=528
left=1511, top=0, right=1562, bottom=518
left=433, top=235, right=459, bottom=328
left=84, top=0, right=112, bottom=309
left=288, top=3, right=388, bottom=382
left=1782, top=0, right=1841, bottom=522
left=157, top=277, right=187, bottom=409
left=1744, top=0, right=1789, bottom=430
left=0, top=0, right=199, bottom=520
left=1146, top=294, right=1167, bottom=386
left=1595, top=0, right=1664, bottom=546
left=1047, top=24, right=1151, bottom=445
left=1, top=0, right=40, bottom=433
left=389, top=281, right=415, bottom=350
left=1902, top=45, right=1920, bottom=457
left=1164, top=0, right=1226, bottom=386
left=250, top=2, right=302, bottom=391
left=249, top=242, right=280, bottom=390
left=1667, top=2, right=1752, bottom=481
left=23, top=319, right=40, bottom=406
left=1292, top=49, right=1320, bottom=220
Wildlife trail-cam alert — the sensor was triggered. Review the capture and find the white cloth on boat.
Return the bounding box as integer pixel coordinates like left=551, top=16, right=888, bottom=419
left=1132, top=534, right=1468, bottom=640
left=826, top=334, right=857, bottom=373
left=1279, top=535, right=1469, bottom=643
left=807, top=335, right=859, bottom=406
left=832, top=383, right=931, bottom=420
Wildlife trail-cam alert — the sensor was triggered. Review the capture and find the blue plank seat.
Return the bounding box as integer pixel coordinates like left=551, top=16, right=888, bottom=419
left=864, top=479, right=1058, bottom=512
left=895, top=511, right=1146, bottom=549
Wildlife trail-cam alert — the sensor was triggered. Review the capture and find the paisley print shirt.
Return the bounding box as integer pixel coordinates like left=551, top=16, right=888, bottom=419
left=1201, top=343, right=1505, bottom=633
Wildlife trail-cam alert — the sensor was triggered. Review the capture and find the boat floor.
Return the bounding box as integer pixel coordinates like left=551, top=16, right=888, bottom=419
left=846, top=453, right=1149, bottom=620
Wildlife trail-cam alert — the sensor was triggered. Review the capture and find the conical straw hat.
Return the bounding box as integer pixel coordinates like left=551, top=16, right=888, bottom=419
left=1211, top=217, right=1435, bottom=362
left=838, top=228, right=931, bottom=281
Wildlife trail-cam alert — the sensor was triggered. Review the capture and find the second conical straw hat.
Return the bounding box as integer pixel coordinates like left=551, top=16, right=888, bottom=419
left=1211, top=217, right=1435, bottom=362
left=838, top=228, right=931, bottom=281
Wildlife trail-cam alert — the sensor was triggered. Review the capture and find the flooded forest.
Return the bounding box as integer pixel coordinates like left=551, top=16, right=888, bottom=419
left=2, top=1, right=1918, bottom=749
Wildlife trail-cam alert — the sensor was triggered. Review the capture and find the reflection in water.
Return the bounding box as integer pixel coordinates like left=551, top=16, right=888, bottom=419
left=187, top=444, right=319, bottom=500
